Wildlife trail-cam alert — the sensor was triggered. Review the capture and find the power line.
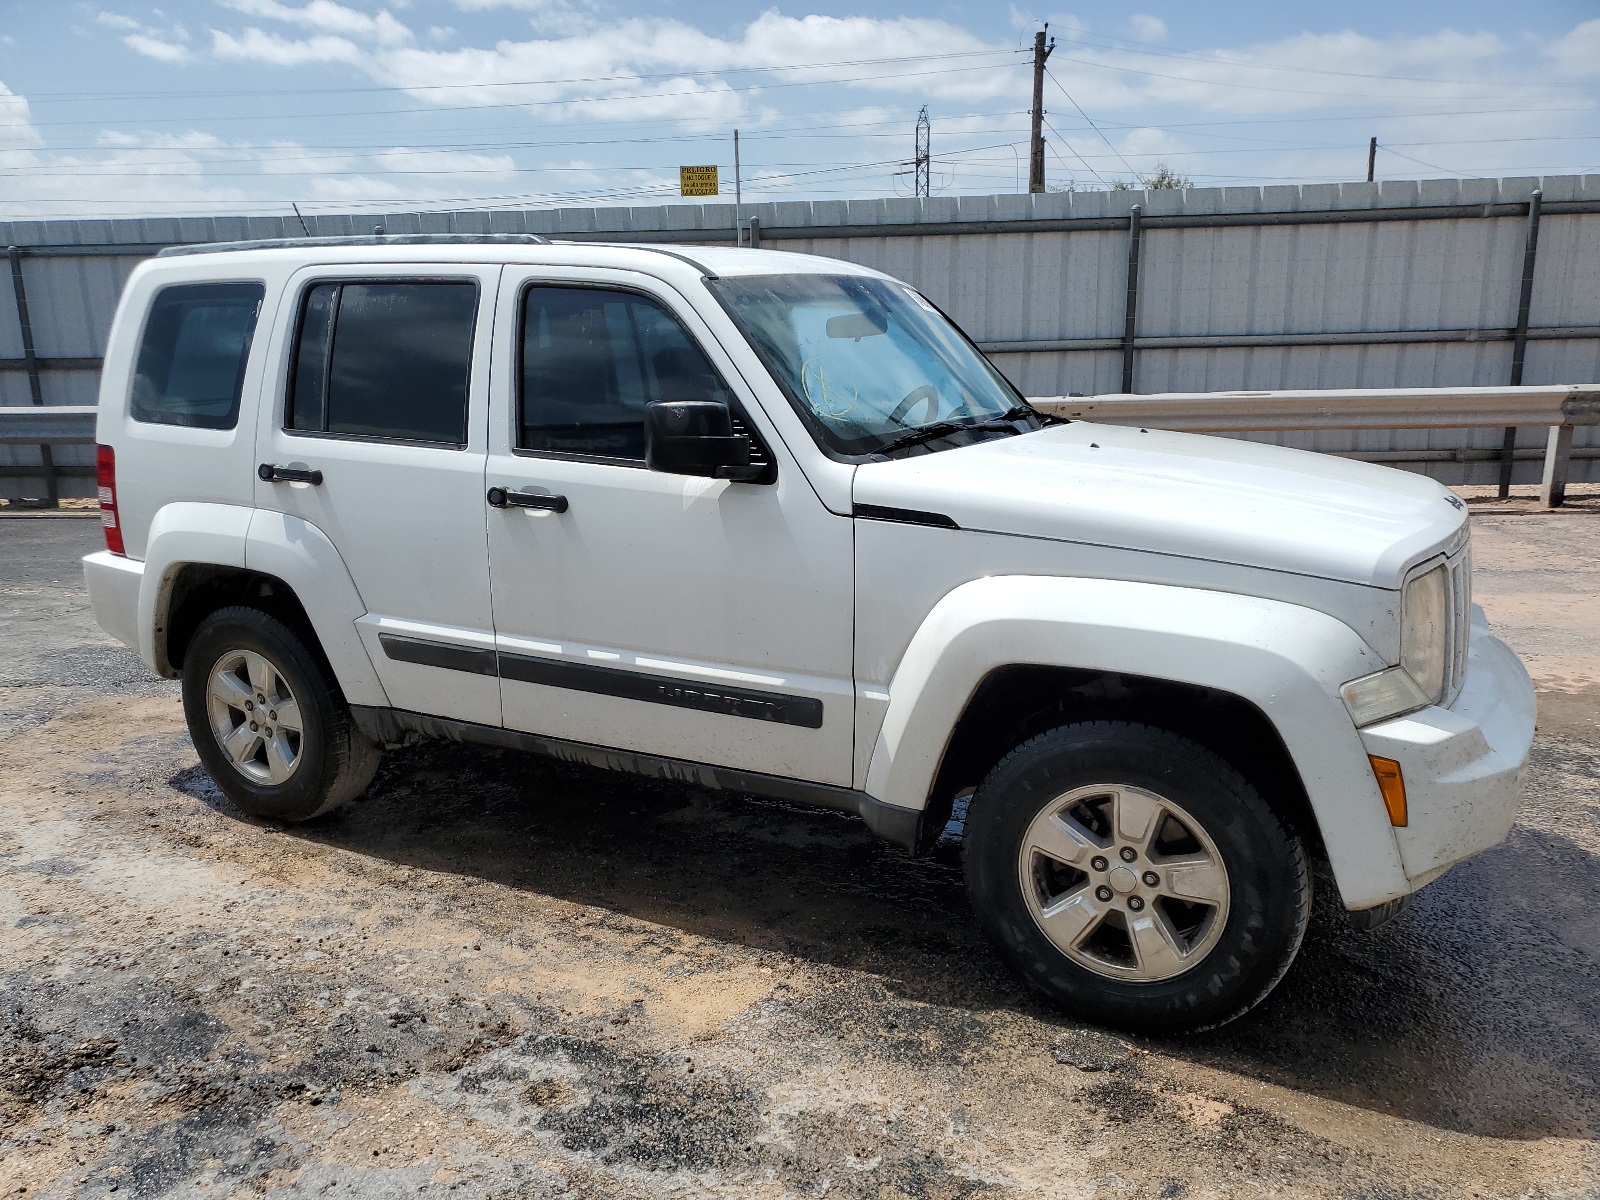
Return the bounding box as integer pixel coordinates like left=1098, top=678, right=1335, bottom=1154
left=1040, top=117, right=1108, bottom=185
left=1380, top=146, right=1463, bottom=176
left=4, top=61, right=1026, bottom=130
left=1044, top=69, right=1136, bottom=177
left=1047, top=26, right=1569, bottom=89
left=16, top=49, right=1026, bottom=103
left=0, top=110, right=1035, bottom=165
left=1044, top=49, right=1573, bottom=103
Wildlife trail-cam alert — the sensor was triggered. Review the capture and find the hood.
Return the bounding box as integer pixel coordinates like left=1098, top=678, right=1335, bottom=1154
left=852, top=422, right=1467, bottom=587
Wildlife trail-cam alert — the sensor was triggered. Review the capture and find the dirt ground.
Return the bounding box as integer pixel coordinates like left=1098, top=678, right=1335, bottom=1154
left=1, top=496, right=1598, bottom=1200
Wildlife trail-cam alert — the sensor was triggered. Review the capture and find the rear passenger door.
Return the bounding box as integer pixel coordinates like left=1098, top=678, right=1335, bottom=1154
left=253, top=265, right=501, bottom=726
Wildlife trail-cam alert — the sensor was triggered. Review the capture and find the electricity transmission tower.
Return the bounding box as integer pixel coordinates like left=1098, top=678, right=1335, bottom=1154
left=915, top=106, right=930, bottom=198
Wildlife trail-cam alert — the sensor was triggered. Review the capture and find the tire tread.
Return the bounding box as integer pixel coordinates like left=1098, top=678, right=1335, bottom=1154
left=964, top=720, right=1312, bottom=1033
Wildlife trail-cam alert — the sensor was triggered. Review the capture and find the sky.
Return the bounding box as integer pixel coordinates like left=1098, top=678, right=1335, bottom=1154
left=0, top=1, right=1597, bottom=220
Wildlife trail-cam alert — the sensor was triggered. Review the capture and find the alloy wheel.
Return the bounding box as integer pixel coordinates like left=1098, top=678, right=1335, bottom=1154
left=1017, top=782, right=1231, bottom=981
left=206, top=649, right=304, bottom=786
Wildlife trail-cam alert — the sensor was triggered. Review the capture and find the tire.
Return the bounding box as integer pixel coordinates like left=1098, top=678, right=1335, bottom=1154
left=963, top=721, right=1311, bottom=1033
left=181, top=605, right=380, bottom=822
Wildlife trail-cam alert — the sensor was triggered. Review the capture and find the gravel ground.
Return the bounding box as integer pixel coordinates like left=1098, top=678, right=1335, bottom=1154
left=2, top=510, right=1598, bottom=1199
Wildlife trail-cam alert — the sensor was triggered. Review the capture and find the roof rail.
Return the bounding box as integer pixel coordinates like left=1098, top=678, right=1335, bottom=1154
left=157, top=233, right=550, bottom=257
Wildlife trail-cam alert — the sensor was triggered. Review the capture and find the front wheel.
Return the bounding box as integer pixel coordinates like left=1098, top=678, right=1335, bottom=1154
left=181, top=606, right=380, bottom=822
left=963, top=721, right=1311, bottom=1033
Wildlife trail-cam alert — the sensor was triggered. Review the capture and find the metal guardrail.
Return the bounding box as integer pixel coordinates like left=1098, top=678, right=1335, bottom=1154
left=0, top=405, right=97, bottom=445
left=3, top=387, right=1596, bottom=506
left=1037, top=385, right=1600, bottom=507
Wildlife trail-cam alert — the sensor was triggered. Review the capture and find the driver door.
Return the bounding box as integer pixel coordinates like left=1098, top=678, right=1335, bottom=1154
left=483, top=268, right=856, bottom=786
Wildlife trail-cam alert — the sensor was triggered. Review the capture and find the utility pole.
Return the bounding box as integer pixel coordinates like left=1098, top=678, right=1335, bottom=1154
left=915, top=106, right=930, bottom=199
left=733, top=129, right=742, bottom=245
left=1029, top=27, right=1054, bottom=194
left=1366, top=136, right=1377, bottom=183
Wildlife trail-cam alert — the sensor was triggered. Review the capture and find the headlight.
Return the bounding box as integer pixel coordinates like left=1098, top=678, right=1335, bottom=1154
left=1340, top=563, right=1450, bottom=728
left=1400, top=564, right=1448, bottom=703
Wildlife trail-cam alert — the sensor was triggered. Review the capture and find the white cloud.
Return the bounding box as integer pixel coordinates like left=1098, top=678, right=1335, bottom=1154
left=254, top=139, right=355, bottom=174
left=1048, top=29, right=1527, bottom=115
left=211, top=27, right=366, bottom=65
left=99, top=11, right=193, bottom=62
left=0, top=82, right=44, bottom=152
left=124, top=33, right=193, bottom=62
left=1546, top=19, right=1600, bottom=78
left=375, top=147, right=517, bottom=175
left=449, top=0, right=594, bottom=35
left=97, top=130, right=226, bottom=150
left=1129, top=15, right=1167, bottom=43
left=218, top=0, right=413, bottom=46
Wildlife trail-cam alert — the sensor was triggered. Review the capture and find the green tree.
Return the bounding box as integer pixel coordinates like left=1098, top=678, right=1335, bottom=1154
left=1111, top=163, right=1192, bottom=191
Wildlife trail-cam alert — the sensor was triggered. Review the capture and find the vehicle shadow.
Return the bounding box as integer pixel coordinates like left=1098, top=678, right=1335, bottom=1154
left=237, top=733, right=1599, bottom=1143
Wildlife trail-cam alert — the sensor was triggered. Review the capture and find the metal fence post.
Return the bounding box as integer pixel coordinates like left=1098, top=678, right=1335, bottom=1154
left=1120, top=204, right=1143, bottom=394
left=1540, top=424, right=1574, bottom=508
left=6, top=246, right=57, bottom=507
left=1497, top=189, right=1542, bottom=499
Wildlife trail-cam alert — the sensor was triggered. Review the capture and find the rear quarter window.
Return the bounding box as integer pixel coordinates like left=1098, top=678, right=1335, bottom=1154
left=130, top=282, right=265, bottom=430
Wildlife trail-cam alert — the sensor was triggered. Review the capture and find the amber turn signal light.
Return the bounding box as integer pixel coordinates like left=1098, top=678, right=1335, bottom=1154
left=1368, top=755, right=1408, bottom=827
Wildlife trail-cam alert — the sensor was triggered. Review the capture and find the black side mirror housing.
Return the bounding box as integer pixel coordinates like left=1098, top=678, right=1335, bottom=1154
left=644, top=401, right=763, bottom=481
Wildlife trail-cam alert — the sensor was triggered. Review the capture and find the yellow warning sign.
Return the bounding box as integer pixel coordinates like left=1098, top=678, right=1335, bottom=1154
left=679, top=165, right=719, bottom=197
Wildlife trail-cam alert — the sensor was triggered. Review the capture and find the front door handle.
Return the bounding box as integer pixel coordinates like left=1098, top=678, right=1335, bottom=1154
left=258, top=463, right=323, bottom=485
left=487, top=486, right=569, bottom=514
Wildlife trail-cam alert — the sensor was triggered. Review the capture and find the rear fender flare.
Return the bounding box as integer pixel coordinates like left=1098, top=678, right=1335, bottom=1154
left=243, top=509, right=388, bottom=708
left=138, top=502, right=253, bottom=676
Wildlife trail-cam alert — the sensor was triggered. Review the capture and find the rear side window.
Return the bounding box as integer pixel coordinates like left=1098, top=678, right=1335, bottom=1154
left=130, top=282, right=264, bottom=430
left=287, top=281, right=477, bottom=445
left=519, top=286, right=733, bottom=461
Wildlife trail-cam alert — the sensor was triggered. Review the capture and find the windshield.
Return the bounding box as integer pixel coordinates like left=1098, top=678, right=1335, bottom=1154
left=708, top=273, right=1026, bottom=457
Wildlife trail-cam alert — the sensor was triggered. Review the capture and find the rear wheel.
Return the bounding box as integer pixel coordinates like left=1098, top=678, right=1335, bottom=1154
left=964, top=721, right=1311, bottom=1033
left=181, top=606, right=380, bottom=822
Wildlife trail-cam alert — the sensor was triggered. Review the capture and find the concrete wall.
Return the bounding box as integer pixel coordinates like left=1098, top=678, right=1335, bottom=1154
left=5, top=173, right=1599, bottom=499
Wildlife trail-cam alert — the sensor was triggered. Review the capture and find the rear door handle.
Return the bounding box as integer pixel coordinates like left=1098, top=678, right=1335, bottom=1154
left=487, top=486, right=568, bottom=514
left=258, top=463, right=323, bottom=485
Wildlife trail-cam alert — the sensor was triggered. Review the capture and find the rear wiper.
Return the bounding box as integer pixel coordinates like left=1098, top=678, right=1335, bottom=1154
left=875, top=404, right=1057, bottom=456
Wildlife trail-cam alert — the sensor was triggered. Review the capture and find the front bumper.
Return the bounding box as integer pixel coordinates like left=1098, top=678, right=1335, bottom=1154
left=1358, top=611, right=1536, bottom=888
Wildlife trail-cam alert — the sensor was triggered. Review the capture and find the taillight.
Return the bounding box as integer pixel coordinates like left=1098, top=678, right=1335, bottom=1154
left=97, top=444, right=125, bottom=555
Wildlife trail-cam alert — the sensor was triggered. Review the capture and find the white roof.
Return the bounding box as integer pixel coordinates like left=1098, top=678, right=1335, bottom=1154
left=146, top=238, right=887, bottom=288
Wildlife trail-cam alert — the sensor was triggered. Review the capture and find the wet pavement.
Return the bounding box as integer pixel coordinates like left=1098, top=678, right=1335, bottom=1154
left=1, top=508, right=1597, bottom=1199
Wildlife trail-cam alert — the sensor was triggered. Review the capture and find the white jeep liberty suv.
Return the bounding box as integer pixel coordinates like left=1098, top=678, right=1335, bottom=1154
left=84, top=234, right=1536, bottom=1032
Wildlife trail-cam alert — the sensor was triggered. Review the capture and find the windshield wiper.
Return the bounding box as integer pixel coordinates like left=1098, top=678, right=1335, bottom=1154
left=874, top=420, right=972, bottom=455
left=874, top=404, right=1060, bottom=456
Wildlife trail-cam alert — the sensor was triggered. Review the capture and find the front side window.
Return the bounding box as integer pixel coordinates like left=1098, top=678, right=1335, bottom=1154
left=709, top=274, right=1027, bottom=458
left=287, top=281, right=477, bottom=445
left=131, top=282, right=264, bottom=430
left=518, top=286, right=733, bottom=461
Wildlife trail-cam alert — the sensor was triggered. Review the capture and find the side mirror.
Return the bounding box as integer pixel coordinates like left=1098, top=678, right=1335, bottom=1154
left=644, top=400, right=762, bottom=481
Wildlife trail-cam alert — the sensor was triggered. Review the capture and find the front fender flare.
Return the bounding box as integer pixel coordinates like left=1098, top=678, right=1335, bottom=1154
left=864, top=575, right=1408, bottom=908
